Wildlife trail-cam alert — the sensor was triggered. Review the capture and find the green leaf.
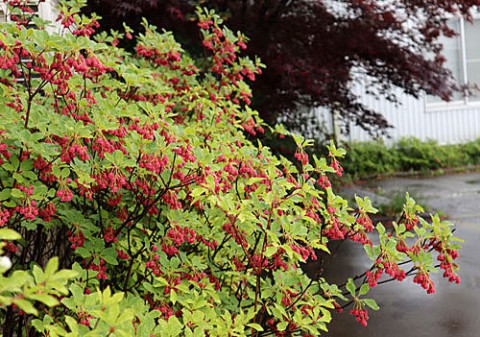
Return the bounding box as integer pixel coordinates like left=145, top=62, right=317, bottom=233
left=0, top=189, right=11, bottom=201
left=311, top=240, right=330, bottom=254
left=75, top=247, right=90, bottom=258
left=247, top=323, right=264, bottom=332
left=376, top=222, right=386, bottom=235
left=190, top=187, right=207, bottom=198
left=106, top=292, right=124, bottom=306
left=61, top=168, right=70, bottom=179
left=327, top=140, right=346, bottom=157
left=101, top=247, right=119, bottom=265
left=359, top=283, right=369, bottom=296
left=20, top=160, right=33, bottom=171
left=44, top=257, right=59, bottom=279
left=5, top=270, right=31, bottom=289
left=363, top=298, right=380, bottom=310
left=276, top=321, right=288, bottom=331
left=51, top=269, right=79, bottom=281
left=414, top=226, right=427, bottom=237
left=10, top=188, right=23, bottom=198
left=165, top=316, right=183, bottom=336
left=12, top=173, right=23, bottom=183
left=31, top=319, right=45, bottom=333
left=27, top=294, right=59, bottom=307
left=355, top=196, right=378, bottom=214
left=13, top=299, right=38, bottom=315
left=65, top=316, right=79, bottom=334
left=0, top=228, right=21, bottom=240
left=346, top=278, right=356, bottom=296
left=264, top=246, right=278, bottom=258
left=2, top=162, right=15, bottom=172
left=246, top=177, right=264, bottom=185
left=364, top=244, right=375, bottom=260
left=2, top=201, right=16, bottom=208
left=32, top=264, right=45, bottom=284
left=170, top=289, right=178, bottom=305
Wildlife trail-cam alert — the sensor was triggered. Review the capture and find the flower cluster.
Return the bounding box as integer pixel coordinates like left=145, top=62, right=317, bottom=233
left=350, top=308, right=369, bottom=327
left=413, top=272, right=436, bottom=294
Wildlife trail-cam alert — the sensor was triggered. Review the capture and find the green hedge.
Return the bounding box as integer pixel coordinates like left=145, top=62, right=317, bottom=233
left=342, top=137, right=480, bottom=179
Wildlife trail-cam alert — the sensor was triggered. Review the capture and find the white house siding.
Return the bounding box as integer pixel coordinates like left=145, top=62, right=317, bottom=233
left=1, top=0, right=61, bottom=34
left=315, top=88, right=480, bottom=145
left=39, top=0, right=63, bottom=35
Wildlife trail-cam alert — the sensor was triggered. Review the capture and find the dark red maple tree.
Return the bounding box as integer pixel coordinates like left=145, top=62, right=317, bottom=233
left=84, top=0, right=480, bottom=135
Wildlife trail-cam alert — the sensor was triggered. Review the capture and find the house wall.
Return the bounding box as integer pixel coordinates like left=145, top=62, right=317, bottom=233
left=39, top=0, right=63, bottom=35
left=314, top=6, right=480, bottom=146
left=0, top=0, right=62, bottom=34
left=315, top=87, right=480, bottom=145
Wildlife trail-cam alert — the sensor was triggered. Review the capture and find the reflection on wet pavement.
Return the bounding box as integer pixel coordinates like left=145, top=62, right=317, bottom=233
left=325, top=172, right=480, bottom=337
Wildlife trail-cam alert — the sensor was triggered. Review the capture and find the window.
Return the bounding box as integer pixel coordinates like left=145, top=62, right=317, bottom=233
left=0, top=1, right=39, bottom=26
left=0, top=3, right=8, bottom=23
left=428, top=18, right=480, bottom=104
left=465, top=18, right=480, bottom=101
left=0, top=1, right=42, bottom=83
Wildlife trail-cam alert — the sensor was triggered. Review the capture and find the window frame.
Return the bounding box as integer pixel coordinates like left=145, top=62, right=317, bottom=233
left=425, top=12, right=480, bottom=111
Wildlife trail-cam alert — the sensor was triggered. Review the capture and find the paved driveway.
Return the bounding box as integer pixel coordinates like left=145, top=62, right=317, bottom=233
left=325, top=172, right=480, bottom=337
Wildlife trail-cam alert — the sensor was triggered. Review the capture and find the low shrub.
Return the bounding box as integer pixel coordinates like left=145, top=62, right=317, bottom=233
left=343, top=141, right=398, bottom=178
left=343, top=137, right=480, bottom=179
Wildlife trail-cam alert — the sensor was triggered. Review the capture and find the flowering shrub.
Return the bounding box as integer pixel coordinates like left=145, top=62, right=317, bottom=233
left=0, top=1, right=462, bottom=336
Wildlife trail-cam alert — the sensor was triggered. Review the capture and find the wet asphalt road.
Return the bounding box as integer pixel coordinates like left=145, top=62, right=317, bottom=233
left=324, top=172, right=480, bottom=337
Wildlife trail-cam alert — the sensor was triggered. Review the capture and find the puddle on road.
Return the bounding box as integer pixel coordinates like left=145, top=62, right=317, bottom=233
left=466, top=179, right=480, bottom=185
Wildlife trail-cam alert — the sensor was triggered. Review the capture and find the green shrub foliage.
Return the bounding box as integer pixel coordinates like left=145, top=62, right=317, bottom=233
left=343, top=141, right=398, bottom=178
left=0, top=1, right=462, bottom=335
left=343, top=137, right=480, bottom=179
